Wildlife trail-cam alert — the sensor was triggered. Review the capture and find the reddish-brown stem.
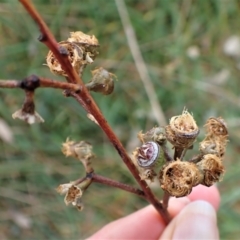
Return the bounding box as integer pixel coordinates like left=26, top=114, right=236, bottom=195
left=19, top=0, right=80, bottom=85
left=73, top=174, right=145, bottom=198
left=69, top=92, right=171, bottom=223
left=162, top=191, right=170, bottom=209
left=91, top=173, right=145, bottom=198
left=19, top=0, right=171, bottom=224
left=74, top=176, right=87, bottom=185
left=0, top=76, right=80, bottom=92
left=74, top=172, right=145, bottom=198
left=0, top=80, right=19, bottom=88
left=174, top=147, right=185, bottom=160
left=38, top=77, right=80, bottom=91
left=22, top=90, right=35, bottom=114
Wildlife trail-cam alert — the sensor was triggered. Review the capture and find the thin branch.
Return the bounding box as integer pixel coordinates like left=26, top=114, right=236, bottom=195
left=19, top=0, right=171, bottom=224
left=91, top=173, right=145, bottom=198
left=162, top=191, right=170, bottom=209
left=0, top=80, right=19, bottom=88
left=74, top=176, right=88, bottom=185
left=115, top=0, right=167, bottom=126
left=19, top=0, right=81, bottom=85
left=73, top=173, right=145, bottom=198
left=68, top=89, right=171, bottom=223
left=38, top=77, right=80, bottom=91
left=0, top=75, right=81, bottom=92
left=174, top=147, right=185, bottom=160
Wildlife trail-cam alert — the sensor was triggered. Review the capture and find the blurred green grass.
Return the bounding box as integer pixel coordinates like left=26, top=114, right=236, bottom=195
left=0, top=0, right=240, bottom=239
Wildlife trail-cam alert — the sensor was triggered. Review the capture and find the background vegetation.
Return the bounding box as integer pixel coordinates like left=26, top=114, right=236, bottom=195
left=0, top=0, right=240, bottom=239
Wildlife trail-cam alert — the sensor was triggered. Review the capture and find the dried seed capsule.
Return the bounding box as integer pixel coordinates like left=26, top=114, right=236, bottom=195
left=205, top=117, right=228, bottom=137
left=67, top=31, right=99, bottom=68
left=159, top=160, right=203, bottom=197
left=64, top=185, right=82, bottom=206
left=197, top=154, right=225, bottom=187
left=46, top=41, right=83, bottom=76
left=62, top=139, right=94, bottom=173
left=137, top=141, right=160, bottom=168
left=86, top=67, right=115, bottom=95
left=138, top=127, right=166, bottom=145
left=199, top=117, right=229, bottom=160
left=67, top=31, right=99, bottom=77
left=165, top=110, right=199, bottom=148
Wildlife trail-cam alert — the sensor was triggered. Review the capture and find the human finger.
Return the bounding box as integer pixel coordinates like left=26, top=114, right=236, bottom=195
left=87, top=185, right=219, bottom=239
left=188, top=184, right=220, bottom=210
left=160, top=200, right=218, bottom=240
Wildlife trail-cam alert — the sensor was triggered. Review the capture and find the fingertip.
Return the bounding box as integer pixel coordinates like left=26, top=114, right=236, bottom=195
left=188, top=184, right=220, bottom=210
left=161, top=201, right=219, bottom=240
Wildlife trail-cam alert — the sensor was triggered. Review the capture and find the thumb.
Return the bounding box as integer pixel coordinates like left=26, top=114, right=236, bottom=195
left=160, top=200, right=219, bottom=240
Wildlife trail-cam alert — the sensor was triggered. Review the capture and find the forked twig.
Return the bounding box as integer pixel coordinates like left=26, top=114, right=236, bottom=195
left=19, top=0, right=171, bottom=224
left=91, top=173, right=145, bottom=198
left=74, top=173, right=145, bottom=198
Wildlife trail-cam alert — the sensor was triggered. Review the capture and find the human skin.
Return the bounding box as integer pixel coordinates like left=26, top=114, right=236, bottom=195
left=88, top=185, right=220, bottom=239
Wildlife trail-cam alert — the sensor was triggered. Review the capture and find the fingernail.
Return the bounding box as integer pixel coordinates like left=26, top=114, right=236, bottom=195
left=173, top=201, right=219, bottom=239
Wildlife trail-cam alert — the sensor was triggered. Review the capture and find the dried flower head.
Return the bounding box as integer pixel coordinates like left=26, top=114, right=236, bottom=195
left=67, top=31, right=99, bottom=68
left=62, top=138, right=78, bottom=158
left=159, top=160, right=203, bottom=197
left=197, top=154, right=225, bottom=186
left=64, top=185, right=83, bottom=206
left=205, top=117, right=228, bottom=137
left=74, top=141, right=94, bottom=161
left=165, top=110, right=199, bottom=148
left=12, top=109, right=44, bottom=124
left=86, top=67, right=115, bottom=95
left=46, top=41, right=83, bottom=76
left=62, top=138, right=93, bottom=159
left=68, top=31, right=99, bottom=47
left=200, top=117, right=229, bottom=158
left=62, top=139, right=94, bottom=173
left=56, top=179, right=91, bottom=211
left=56, top=183, right=73, bottom=195
left=138, top=127, right=166, bottom=145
